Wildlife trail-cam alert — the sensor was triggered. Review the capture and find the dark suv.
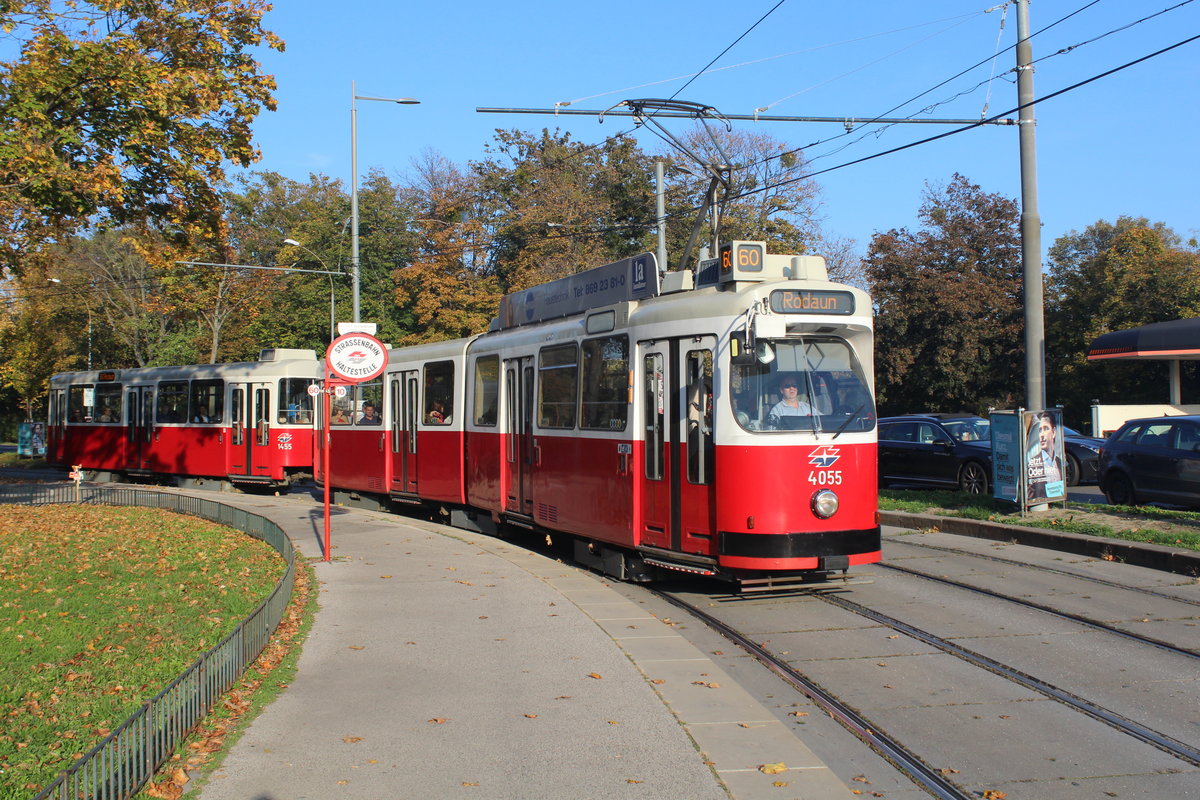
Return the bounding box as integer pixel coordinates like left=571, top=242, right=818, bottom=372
left=878, top=414, right=992, bottom=494
left=1098, top=415, right=1200, bottom=507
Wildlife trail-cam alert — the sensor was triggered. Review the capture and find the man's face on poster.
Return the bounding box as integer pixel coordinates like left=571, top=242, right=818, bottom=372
left=1038, top=418, right=1055, bottom=452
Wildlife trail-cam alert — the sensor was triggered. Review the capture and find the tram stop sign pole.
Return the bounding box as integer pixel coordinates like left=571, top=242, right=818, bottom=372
left=321, top=332, right=388, bottom=561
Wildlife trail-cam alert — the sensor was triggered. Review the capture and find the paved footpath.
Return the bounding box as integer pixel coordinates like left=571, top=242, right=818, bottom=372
left=186, top=491, right=856, bottom=800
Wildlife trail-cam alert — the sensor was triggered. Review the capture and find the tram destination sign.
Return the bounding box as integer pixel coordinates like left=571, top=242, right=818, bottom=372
left=498, top=252, right=659, bottom=329
left=769, top=289, right=855, bottom=315
left=325, top=332, right=388, bottom=383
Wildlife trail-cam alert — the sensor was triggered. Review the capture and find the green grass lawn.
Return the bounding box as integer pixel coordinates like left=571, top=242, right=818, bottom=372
left=0, top=505, right=285, bottom=797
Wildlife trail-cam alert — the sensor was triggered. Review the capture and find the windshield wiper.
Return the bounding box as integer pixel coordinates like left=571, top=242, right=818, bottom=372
left=832, top=404, right=866, bottom=440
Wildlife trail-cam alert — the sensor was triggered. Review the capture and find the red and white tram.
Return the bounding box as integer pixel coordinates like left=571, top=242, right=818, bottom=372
left=47, top=349, right=321, bottom=489
left=319, top=241, right=880, bottom=587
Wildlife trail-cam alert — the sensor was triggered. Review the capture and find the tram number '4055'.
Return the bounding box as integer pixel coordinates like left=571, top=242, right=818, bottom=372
left=808, top=470, right=843, bottom=486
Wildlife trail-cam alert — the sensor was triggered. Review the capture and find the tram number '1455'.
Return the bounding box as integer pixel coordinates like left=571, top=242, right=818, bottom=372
left=808, top=470, right=843, bottom=486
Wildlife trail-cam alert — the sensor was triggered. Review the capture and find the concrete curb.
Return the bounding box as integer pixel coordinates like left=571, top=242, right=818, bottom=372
left=881, top=510, right=1200, bottom=577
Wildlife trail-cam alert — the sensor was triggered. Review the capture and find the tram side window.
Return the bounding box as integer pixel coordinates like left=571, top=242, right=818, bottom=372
left=94, top=384, right=122, bottom=422
left=157, top=381, right=188, bottom=423
left=191, top=379, right=224, bottom=423
left=424, top=361, right=454, bottom=425
left=67, top=384, right=122, bottom=422
left=473, top=356, right=499, bottom=427
left=581, top=335, right=628, bottom=431
left=355, top=382, right=383, bottom=425
left=278, top=378, right=314, bottom=424
left=538, top=344, right=578, bottom=429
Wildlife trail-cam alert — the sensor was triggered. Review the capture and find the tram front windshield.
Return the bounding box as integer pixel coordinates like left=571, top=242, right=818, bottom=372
left=731, top=337, right=875, bottom=434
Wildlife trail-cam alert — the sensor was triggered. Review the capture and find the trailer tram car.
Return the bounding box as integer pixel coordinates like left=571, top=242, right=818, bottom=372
left=319, top=241, right=880, bottom=589
left=47, top=349, right=321, bottom=489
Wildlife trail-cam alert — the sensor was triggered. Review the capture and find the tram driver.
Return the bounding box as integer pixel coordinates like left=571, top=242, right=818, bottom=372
left=767, top=374, right=813, bottom=430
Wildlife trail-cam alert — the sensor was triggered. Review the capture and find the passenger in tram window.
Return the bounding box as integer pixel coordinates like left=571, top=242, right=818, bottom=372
left=426, top=399, right=445, bottom=425
left=767, top=375, right=813, bottom=430
left=98, top=406, right=115, bottom=423
left=357, top=402, right=381, bottom=425
left=331, top=405, right=351, bottom=425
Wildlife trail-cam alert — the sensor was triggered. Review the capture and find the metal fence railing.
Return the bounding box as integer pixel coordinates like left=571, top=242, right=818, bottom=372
left=0, top=485, right=296, bottom=800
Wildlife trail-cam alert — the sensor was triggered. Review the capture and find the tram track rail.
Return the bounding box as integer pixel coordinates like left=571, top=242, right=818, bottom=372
left=887, top=535, right=1200, bottom=608
left=878, top=561, right=1200, bottom=661
left=657, top=561, right=1200, bottom=799
left=814, top=591, right=1200, bottom=769
left=654, top=588, right=975, bottom=800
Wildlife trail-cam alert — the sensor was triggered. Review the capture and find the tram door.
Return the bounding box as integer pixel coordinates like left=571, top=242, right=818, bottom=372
left=47, top=387, right=66, bottom=465
left=389, top=371, right=420, bottom=495
left=227, top=382, right=271, bottom=477
left=639, top=337, right=717, bottom=555
left=503, top=357, right=535, bottom=516
left=125, top=386, right=154, bottom=471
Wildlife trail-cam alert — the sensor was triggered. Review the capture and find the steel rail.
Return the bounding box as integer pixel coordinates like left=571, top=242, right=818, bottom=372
left=817, top=592, right=1200, bottom=768
left=654, top=590, right=974, bottom=800
left=879, top=561, right=1200, bottom=660
left=884, top=536, right=1200, bottom=608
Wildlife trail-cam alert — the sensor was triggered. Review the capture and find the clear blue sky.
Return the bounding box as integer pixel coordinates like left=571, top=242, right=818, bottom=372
left=244, top=0, right=1199, bottom=257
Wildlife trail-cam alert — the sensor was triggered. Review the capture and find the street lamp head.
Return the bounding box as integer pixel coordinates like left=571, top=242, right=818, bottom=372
left=283, top=238, right=301, bottom=246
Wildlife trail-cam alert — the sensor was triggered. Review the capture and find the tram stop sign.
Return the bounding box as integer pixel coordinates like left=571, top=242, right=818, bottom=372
left=325, top=332, right=388, bottom=383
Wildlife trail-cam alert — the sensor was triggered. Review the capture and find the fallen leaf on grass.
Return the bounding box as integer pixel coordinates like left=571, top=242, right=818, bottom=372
left=524, top=714, right=538, bottom=719
left=982, top=792, right=1008, bottom=799
left=587, top=672, right=603, bottom=679
left=348, top=645, right=364, bottom=651
left=788, top=711, right=809, bottom=717
left=772, top=781, right=789, bottom=787
left=428, top=718, right=448, bottom=724
left=342, top=736, right=363, bottom=743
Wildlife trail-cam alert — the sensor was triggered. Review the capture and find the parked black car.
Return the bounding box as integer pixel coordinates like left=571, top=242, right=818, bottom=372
left=1062, top=426, right=1103, bottom=485
left=878, top=414, right=992, bottom=494
left=1098, top=415, right=1200, bottom=507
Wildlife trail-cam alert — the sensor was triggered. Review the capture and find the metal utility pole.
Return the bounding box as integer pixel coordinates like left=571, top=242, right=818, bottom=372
left=655, top=160, right=667, bottom=271
left=1016, top=0, right=1047, bottom=410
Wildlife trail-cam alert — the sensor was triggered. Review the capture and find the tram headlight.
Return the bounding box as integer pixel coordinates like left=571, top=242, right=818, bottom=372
left=811, top=489, right=839, bottom=519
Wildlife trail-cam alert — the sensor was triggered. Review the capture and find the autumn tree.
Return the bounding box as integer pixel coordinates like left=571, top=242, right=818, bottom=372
left=52, top=229, right=181, bottom=367
left=1046, top=219, right=1200, bottom=419
left=0, top=0, right=283, bottom=268
left=473, top=129, right=657, bottom=292
left=865, top=174, right=1023, bottom=415
left=395, top=165, right=500, bottom=343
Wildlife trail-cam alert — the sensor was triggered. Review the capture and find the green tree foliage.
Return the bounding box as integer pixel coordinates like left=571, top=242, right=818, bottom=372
left=396, top=164, right=500, bottom=343
left=226, top=171, right=351, bottom=352
left=865, top=174, right=1023, bottom=414
left=1046, top=218, right=1200, bottom=420
left=473, top=129, right=657, bottom=291
left=0, top=0, right=282, bottom=268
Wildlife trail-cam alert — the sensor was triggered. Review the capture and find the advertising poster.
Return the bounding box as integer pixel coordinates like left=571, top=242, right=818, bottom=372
left=990, top=411, right=1021, bottom=503
left=1024, top=408, right=1066, bottom=503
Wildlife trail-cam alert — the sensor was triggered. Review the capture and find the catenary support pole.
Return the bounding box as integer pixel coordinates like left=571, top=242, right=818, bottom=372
left=1016, top=0, right=1047, bottom=410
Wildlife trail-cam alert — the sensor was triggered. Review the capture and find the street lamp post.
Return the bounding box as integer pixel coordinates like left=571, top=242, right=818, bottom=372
left=350, top=80, right=419, bottom=323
